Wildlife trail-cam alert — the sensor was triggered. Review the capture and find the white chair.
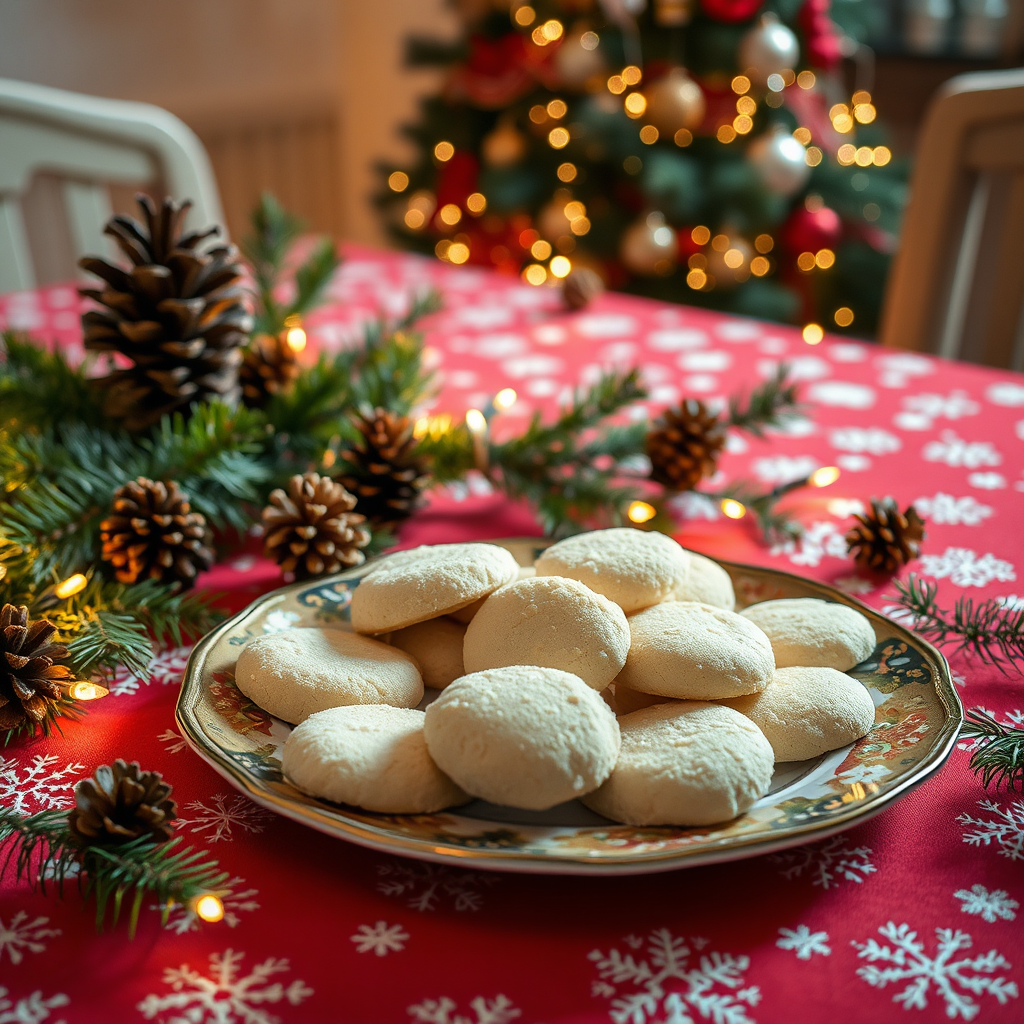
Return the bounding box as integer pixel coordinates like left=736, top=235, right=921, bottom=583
left=0, top=77, right=224, bottom=291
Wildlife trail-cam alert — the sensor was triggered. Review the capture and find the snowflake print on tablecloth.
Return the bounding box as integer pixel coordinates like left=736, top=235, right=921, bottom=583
left=829, top=426, right=901, bottom=455
left=589, top=929, right=761, bottom=1024
left=955, top=885, right=1019, bottom=924
left=834, top=575, right=878, bottom=596
left=852, top=921, right=1018, bottom=1020
left=162, top=878, right=260, bottom=934
left=770, top=836, right=876, bottom=889
left=912, top=494, right=993, bottom=526
left=922, top=431, right=1001, bottom=469
left=137, top=948, right=312, bottom=1024
left=770, top=521, right=848, bottom=567
left=959, top=799, right=1024, bottom=861
left=0, top=987, right=68, bottom=1024
left=751, top=454, right=819, bottom=485
left=351, top=921, right=408, bottom=957
left=918, top=548, right=1015, bottom=588
left=107, top=645, right=193, bottom=696
left=0, top=913, right=60, bottom=966
left=903, top=390, right=981, bottom=421
left=377, top=861, right=499, bottom=912
left=997, top=594, right=1024, bottom=610
left=0, top=755, right=85, bottom=814
left=407, top=994, right=520, bottom=1024
left=776, top=926, right=831, bottom=960
left=159, top=727, right=187, bottom=753
left=179, top=793, right=272, bottom=843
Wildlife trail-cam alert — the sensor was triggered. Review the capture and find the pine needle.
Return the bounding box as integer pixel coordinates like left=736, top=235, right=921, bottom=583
left=961, top=709, right=1024, bottom=790
left=726, top=362, right=803, bottom=437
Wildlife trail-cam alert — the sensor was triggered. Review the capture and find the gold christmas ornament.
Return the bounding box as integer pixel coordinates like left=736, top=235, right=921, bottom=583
left=620, top=212, right=679, bottom=276
left=644, top=69, right=705, bottom=137
left=538, top=198, right=574, bottom=241
left=738, top=13, right=800, bottom=90
left=706, top=236, right=754, bottom=290
left=482, top=120, right=528, bottom=168
left=654, top=0, right=695, bottom=25
left=68, top=760, right=177, bottom=845
left=846, top=498, right=926, bottom=573
left=555, top=23, right=607, bottom=89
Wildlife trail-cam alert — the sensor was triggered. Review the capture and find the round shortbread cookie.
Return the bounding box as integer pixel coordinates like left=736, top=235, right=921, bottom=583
left=720, top=665, right=876, bottom=762
left=534, top=528, right=690, bottom=613
left=235, top=628, right=423, bottom=724
left=613, top=680, right=676, bottom=715
left=619, top=601, right=775, bottom=699
left=740, top=598, right=876, bottom=670
left=449, top=565, right=536, bottom=625
left=423, top=666, right=621, bottom=810
left=463, top=576, right=630, bottom=690
left=582, top=702, right=774, bottom=826
left=350, top=543, right=519, bottom=634
left=670, top=551, right=736, bottom=610
left=282, top=705, right=467, bottom=813
left=389, top=617, right=466, bottom=689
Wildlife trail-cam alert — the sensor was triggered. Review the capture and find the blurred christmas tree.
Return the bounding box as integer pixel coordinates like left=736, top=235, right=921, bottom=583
left=375, top=0, right=906, bottom=335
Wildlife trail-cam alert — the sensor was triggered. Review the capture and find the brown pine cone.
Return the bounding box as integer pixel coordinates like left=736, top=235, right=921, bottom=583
left=68, top=760, right=177, bottom=845
left=646, top=398, right=727, bottom=491
left=846, top=498, right=926, bottom=573
left=79, top=194, right=252, bottom=429
left=336, top=408, right=431, bottom=526
left=562, top=267, right=605, bottom=310
left=263, top=473, right=370, bottom=578
left=239, top=332, right=301, bottom=408
left=0, top=604, right=75, bottom=731
left=100, top=478, right=214, bottom=587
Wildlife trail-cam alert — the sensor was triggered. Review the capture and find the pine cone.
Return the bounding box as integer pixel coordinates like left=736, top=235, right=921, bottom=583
left=68, top=760, right=177, bottom=845
left=100, top=478, right=214, bottom=587
left=562, top=267, right=605, bottom=310
left=336, top=408, right=431, bottom=526
left=646, top=399, right=727, bottom=491
left=846, top=498, right=926, bottom=573
left=263, top=473, right=370, bottom=578
left=0, top=604, right=74, bottom=731
left=239, top=332, right=301, bottom=408
left=79, top=194, right=252, bottom=430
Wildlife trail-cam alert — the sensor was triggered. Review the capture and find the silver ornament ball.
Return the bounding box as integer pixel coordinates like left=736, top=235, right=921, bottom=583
left=738, top=14, right=800, bottom=89
left=747, top=131, right=811, bottom=197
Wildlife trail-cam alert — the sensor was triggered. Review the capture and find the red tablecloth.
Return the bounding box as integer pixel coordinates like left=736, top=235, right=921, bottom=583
left=2, top=246, right=1024, bottom=1024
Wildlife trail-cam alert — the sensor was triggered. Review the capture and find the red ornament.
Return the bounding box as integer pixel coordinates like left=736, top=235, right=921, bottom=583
left=779, top=204, right=842, bottom=255
left=435, top=151, right=480, bottom=210
left=700, top=0, right=763, bottom=24
left=798, top=0, right=844, bottom=69
left=446, top=33, right=535, bottom=109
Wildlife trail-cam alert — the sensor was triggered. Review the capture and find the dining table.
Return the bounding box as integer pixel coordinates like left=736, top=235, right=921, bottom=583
left=1, top=243, right=1023, bottom=1024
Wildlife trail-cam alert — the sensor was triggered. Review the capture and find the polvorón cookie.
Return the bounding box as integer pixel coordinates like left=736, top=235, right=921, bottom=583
left=670, top=550, right=735, bottom=610
left=389, top=617, right=466, bottom=689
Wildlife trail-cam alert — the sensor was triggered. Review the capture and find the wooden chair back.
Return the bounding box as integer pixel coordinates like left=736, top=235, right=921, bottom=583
left=0, top=78, right=224, bottom=292
left=879, top=69, right=1024, bottom=371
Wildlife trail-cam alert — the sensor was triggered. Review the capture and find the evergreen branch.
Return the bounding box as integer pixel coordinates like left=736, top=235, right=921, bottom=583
left=242, top=192, right=302, bottom=333
left=890, top=574, right=1024, bottom=671
left=726, top=362, right=803, bottom=437
left=702, top=479, right=804, bottom=545
left=65, top=609, right=153, bottom=679
left=961, top=709, right=1024, bottom=790
left=289, top=238, right=341, bottom=322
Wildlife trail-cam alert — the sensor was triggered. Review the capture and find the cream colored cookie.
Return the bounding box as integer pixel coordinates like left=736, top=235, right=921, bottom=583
left=619, top=601, right=774, bottom=699
left=350, top=543, right=519, bottom=634
left=389, top=617, right=466, bottom=689
left=613, top=680, right=676, bottom=715
left=740, top=598, right=876, bottom=670
left=235, top=627, right=423, bottom=724
left=449, top=565, right=535, bottom=624
left=282, top=705, right=467, bottom=813
left=534, top=528, right=690, bottom=613
left=670, top=551, right=736, bottom=610
left=720, top=665, right=876, bottom=762
left=582, top=702, right=774, bottom=826
left=462, top=576, right=630, bottom=690
left=423, top=666, right=620, bottom=810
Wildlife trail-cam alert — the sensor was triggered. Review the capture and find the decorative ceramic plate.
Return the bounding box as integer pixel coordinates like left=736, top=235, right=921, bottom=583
left=177, top=539, right=962, bottom=875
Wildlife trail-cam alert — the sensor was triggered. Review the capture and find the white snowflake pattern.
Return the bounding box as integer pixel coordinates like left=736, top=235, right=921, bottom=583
left=829, top=426, right=901, bottom=454
left=770, top=521, right=848, bottom=567
left=0, top=913, right=60, bottom=965
left=997, top=595, right=1024, bottom=611
left=918, top=548, right=1016, bottom=588
left=0, top=755, right=85, bottom=814
left=0, top=987, right=68, bottom=1024
left=407, top=994, right=520, bottom=1024
left=376, top=861, right=499, bottom=912
left=159, top=728, right=187, bottom=753
left=852, top=921, right=1018, bottom=1020
left=776, top=925, right=831, bottom=960
left=351, top=921, right=409, bottom=957
left=955, top=885, right=1019, bottom=923
left=161, top=878, right=260, bottom=934
left=968, top=472, right=1007, bottom=490
left=903, top=390, right=980, bottom=421
left=770, top=836, right=876, bottom=889
left=912, top=494, right=993, bottom=526
left=588, top=928, right=761, bottom=1024
left=180, top=793, right=272, bottom=843
left=137, top=948, right=312, bottom=1024
left=959, top=799, right=1024, bottom=861
left=107, top=646, right=193, bottom=696
left=669, top=491, right=721, bottom=521
left=834, top=575, right=878, bottom=596
left=751, top=454, right=819, bottom=485
left=922, top=431, right=1001, bottom=469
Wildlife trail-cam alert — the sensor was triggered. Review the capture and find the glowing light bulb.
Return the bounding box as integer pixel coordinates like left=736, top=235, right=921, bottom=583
left=721, top=499, right=747, bottom=520
left=69, top=681, right=109, bottom=701
left=493, top=388, right=518, bottom=411
left=802, top=323, right=824, bottom=345
left=627, top=500, right=656, bottom=524
left=388, top=171, right=409, bottom=192
left=434, top=141, right=454, bottom=162
left=286, top=326, right=307, bottom=352
left=549, top=255, right=571, bottom=278
left=809, top=466, right=841, bottom=488
left=465, top=408, right=487, bottom=433
left=193, top=894, right=225, bottom=923
left=54, top=573, right=87, bottom=599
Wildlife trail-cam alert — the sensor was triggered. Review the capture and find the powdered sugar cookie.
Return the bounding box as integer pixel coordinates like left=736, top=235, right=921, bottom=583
left=449, top=565, right=535, bottom=624
left=389, top=617, right=466, bottom=689
left=670, top=550, right=735, bottom=610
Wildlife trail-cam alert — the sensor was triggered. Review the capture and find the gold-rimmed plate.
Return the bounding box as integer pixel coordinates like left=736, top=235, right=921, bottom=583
left=176, top=539, right=962, bottom=875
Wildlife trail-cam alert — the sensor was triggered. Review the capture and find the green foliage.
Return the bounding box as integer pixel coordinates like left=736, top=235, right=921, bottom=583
left=727, top=362, right=804, bottom=437
left=961, top=709, right=1024, bottom=791
left=705, top=479, right=804, bottom=545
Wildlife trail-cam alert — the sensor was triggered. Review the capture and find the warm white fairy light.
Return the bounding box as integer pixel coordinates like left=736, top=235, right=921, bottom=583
left=54, top=573, right=87, bottom=599
left=721, top=499, right=747, bottom=519
left=465, top=408, right=487, bottom=433
left=627, top=500, right=656, bottom=523
left=69, top=681, right=109, bottom=701
left=810, top=466, right=841, bottom=488
left=493, top=388, right=518, bottom=411
left=192, top=894, right=225, bottom=923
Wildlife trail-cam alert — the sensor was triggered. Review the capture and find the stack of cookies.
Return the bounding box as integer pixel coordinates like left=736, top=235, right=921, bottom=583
left=233, top=529, right=879, bottom=827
